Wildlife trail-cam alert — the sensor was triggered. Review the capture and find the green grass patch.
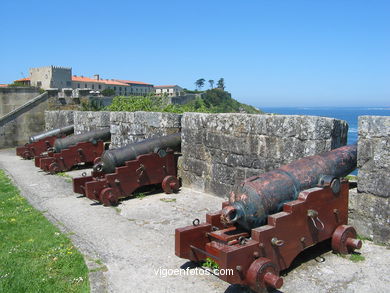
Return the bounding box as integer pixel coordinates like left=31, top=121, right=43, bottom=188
left=159, top=198, right=176, bottom=203
left=357, top=234, right=373, bottom=242
left=56, top=172, right=72, bottom=183
left=0, top=169, right=90, bottom=292
left=133, top=192, right=146, bottom=200
left=345, top=175, right=357, bottom=181
left=349, top=253, right=365, bottom=262
left=202, top=257, right=219, bottom=270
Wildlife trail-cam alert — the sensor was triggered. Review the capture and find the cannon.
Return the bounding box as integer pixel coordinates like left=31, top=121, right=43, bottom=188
left=73, top=133, right=181, bottom=206
left=175, top=144, right=362, bottom=292
left=16, top=125, right=74, bottom=159
left=35, top=128, right=111, bottom=173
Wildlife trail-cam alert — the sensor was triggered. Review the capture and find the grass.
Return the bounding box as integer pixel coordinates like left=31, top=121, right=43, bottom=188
left=349, top=253, right=365, bottom=262
left=357, top=234, right=373, bottom=242
left=159, top=198, right=176, bottom=203
left=345, top=175, right=358, bottom=181
left=0, top=169, right=90, bottom=293
left=57, top=172, right=73, bottom=183
left=202, top=257, right=219, bottom=270
left=134, top=192, right=146, bottom=200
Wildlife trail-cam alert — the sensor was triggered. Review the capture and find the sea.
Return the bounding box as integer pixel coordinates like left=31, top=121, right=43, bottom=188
left=260, top=107, right=390, bottom=175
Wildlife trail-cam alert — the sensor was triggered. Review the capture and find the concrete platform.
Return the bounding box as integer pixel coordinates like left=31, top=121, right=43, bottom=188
left=1, top=148, right=389, bottom=293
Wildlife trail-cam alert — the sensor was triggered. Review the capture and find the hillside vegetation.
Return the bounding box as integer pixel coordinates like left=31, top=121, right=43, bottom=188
left=104, top=89, right=262, bottom=114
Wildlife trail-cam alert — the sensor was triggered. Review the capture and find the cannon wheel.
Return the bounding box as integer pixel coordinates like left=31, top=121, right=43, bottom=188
left=246, top=257, right=283, bottom=291
left=22, top=151, right=32, bottom=160
left=332, top=225, right=362, bottom=254
left=93, top=157, right=101, bottom=165
left=162, top=176, right=180, bottom=194
left=49, top=162, right=61, bottom=174
left=100, top=188, right=118, bottom=206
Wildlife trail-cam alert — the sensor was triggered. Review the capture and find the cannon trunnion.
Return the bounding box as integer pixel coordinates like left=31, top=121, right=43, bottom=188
left=16, top=125, right=74, bottom=159
left=35, top=128, right=111, bottom=173
left=175, top=145, right=361, bottom=292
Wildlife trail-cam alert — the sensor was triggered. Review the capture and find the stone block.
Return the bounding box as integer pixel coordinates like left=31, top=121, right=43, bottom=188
left=358, top=116, right=390, bottom=197
left=349, top=189, right=390, bottom=246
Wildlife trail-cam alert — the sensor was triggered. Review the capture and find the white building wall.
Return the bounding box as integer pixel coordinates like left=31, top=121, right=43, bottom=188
left=30, top=66, right=71, bottom=90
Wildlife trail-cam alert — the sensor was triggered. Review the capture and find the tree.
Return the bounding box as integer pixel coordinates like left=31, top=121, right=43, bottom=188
left=101, top=88, right=116, bottom=96
left=195, top=78, right=205, bottom=90
left=208, top=79, right=214, bottom=89
left=217, top=78, right=225, bottom=90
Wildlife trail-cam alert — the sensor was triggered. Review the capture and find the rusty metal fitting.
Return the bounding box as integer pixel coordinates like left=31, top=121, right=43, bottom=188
left=346, top=238, right=362, bottom=250
left=307, top=209, right=318, bottom=218
left=271, top=237, right=284, bottom=247
left=264, top=272, right=283, bottom=289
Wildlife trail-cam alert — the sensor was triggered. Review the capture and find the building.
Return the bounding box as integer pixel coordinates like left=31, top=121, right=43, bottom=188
left=30, top=66, right=72, bottom=89
left=19, top=66, right=154, bottom=96
left=72, top=75, right=130, bottom=95
left=154, top=85, right=183, bottom=97
left=114, top=80, right=154, bottom=95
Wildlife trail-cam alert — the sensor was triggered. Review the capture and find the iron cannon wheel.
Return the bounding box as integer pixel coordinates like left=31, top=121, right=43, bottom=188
left=246, top=257, right=283, bottom=291
left=162, top=176, right=180, bottom=194
left=99, top=188, right=118, bottom=207
left=331, top=225, right=362, bottom=254
left=48, top=162, right=61, bottom=174
left=22, top=151, right=32, bottom=160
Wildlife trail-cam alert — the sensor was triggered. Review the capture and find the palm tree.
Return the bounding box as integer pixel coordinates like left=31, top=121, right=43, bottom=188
left=195, top=78, right=205, bottom=91
left=208, top=79, right=214, bottom=89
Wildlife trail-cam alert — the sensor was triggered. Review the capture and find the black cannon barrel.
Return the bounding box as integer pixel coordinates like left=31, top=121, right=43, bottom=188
left=96, top=133, right=181, bottom=174
left=221, top=144, right=357, bottom=231
left=54, top=128, right=111, bottom=152
left=29, top=125, right=74, bottom=143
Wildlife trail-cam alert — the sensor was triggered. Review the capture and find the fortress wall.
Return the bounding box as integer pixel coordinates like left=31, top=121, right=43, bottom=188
left=45, top=110, right=74, bottom=130
left=349, top=116, right=390, bottom=245
left=73, top=111, right=111, bottom=134
left=180, top=113, right=348, bottom=196
left=109, top=111, right=182, bottom=148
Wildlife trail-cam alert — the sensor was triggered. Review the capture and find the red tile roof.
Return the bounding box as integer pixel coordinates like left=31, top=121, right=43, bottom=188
left=0, top=84, right=8, bottom=87
left=14, top=77, right=30, bottom=82
left=72, top=76, right=128, bottom=86
left=116, top=80, right=153, bottom=85
left=154, top=85, right=177, bottom=88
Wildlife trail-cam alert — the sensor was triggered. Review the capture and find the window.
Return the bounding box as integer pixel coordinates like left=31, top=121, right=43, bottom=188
left=66, top=81, right=71, bottom=87
left=37, top=81, right=42, bottom=87
left=98, top=85, right=101, bottom=89
left=78, top=83, right=80, bottom=88
left=85, top=84, right=87, bottom=88
left=92, top=85, right=94, bottom=89
left=119, top=87, right=122, bottom=91
left=114, top=87, right=116, bottom=90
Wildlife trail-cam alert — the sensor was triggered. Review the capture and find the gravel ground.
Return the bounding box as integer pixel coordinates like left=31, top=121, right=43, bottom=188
left=1, top=148, right=389, bottom=293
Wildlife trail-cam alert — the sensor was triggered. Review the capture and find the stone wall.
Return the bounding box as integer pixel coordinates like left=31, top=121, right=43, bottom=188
left=45, top=110, right=74, bottom=130
left=0, top=88, right=49, bottom=148
left=73, top=111, right=111, bottom=134
left=349, top=116, right=390, bottom=245
left=0, top=98, right=49, bottom=148
left=180, top=113, right=348, bottom=196
left=110, top=111, right=181, bottom=148
left=0, top=87, right=41, bottom=117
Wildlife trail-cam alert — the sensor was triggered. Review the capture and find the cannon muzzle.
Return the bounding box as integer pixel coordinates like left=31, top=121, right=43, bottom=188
left=29, top=125, right=74, bottom=143
left=221, top=144, right=357, bottom=230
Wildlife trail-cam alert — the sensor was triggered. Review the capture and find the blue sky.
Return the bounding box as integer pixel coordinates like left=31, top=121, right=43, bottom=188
left=1, top=0, right=389, bottom=107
